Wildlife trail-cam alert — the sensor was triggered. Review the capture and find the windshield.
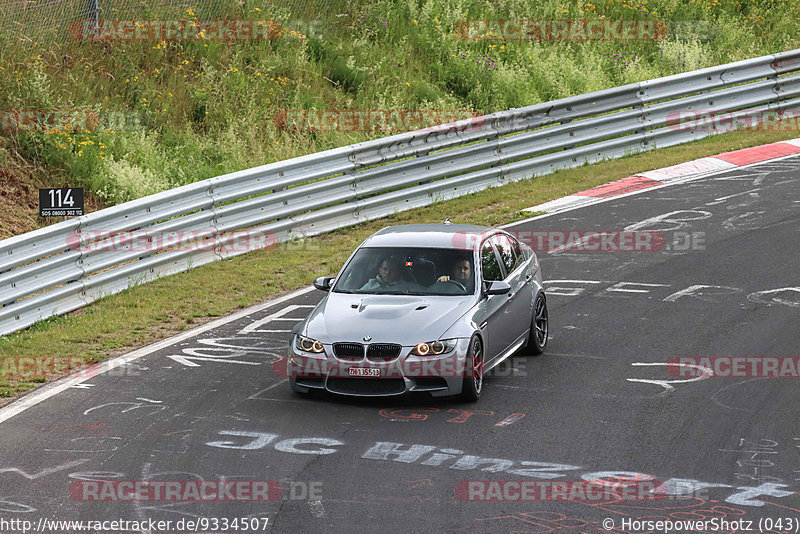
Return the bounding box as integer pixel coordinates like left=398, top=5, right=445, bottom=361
left=332, top=247, right=476, bottom=296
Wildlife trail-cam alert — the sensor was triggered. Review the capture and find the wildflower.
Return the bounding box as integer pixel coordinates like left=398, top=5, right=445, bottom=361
left=413, top=19, right=418, bottom=25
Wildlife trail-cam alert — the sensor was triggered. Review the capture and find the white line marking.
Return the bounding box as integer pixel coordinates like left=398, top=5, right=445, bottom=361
left=0, top=286, right=316, bottom=426
left=308, top=499, right=326, bottom=518
left=166, top=355, right=261, bottom=367
left=605, top=282, right=671, bottom=294
left=248, top=380, right=289, bottom=400
left=239, top=304, right=315, bottom=335
left=627, top=362, right=713, bottom=395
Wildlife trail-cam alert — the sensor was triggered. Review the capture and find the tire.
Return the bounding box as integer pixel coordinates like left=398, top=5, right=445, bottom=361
left=459, top=335, right=484, bottom=402
left=524, top=293, right=548, bottom=356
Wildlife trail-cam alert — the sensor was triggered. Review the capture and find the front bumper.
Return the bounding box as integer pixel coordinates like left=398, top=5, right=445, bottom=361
left=285, top=337, right=472, bottom=397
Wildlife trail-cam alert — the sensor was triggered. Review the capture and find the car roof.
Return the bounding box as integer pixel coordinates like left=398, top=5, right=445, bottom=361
left=361, top=224, right=500, bottom=250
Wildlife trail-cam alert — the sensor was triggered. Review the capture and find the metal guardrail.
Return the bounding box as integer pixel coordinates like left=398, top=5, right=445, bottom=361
left=2, top=49, right=799, bottom=335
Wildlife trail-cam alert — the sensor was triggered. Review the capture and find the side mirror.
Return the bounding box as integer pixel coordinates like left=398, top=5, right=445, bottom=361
left=483, top=280, right=511, bottom=296
left=313, top=276, right=334, bottom=291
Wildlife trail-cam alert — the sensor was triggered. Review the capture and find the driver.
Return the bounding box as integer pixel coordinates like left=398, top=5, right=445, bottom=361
left=436, top=258, right=473, bottom=291
left=360, top=255, right=404, bottom=291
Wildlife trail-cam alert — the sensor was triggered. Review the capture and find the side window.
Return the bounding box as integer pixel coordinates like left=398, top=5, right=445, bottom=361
left=510, top=237, right=524, bottom=265
left=480, top=240, right=503, bottom=281
left=492, top=234, right=520, bottom=277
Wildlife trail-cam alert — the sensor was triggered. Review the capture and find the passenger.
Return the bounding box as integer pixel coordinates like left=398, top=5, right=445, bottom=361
left=359, top=256, right=404, bottom=291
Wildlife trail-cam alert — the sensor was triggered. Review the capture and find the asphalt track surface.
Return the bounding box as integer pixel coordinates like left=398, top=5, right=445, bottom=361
left=1, top=155, right=799, bottom=534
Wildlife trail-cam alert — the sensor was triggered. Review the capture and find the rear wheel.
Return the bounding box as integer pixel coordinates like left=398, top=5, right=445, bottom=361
left=459, top=335, right=484, bottom=402
left=524, top=293, right=548, bottom=355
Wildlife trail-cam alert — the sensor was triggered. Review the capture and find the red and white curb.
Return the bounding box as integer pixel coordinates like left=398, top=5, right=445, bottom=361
left=523, top=139, right=800, bottom=215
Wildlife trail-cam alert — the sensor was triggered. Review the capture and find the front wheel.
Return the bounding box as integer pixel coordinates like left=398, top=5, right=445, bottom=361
left=459, top=335, right=484, bottom=402
left=523, top=293, right=548, bottom=355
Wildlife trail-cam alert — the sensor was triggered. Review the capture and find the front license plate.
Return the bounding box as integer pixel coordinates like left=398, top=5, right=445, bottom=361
left=348, top=367, right=381, bottom=377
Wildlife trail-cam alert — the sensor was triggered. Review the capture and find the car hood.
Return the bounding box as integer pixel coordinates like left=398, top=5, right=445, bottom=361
left=304, top=292, right=475, bottom=344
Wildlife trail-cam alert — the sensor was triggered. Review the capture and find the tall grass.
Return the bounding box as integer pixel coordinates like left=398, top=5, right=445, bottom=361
left=0, top=0, right=798, bottom=205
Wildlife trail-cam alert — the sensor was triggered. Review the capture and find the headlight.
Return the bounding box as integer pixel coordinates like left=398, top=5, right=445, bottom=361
left=295, top=335, right=325, bottom=354
left=411, top=339, right=457, bottom=356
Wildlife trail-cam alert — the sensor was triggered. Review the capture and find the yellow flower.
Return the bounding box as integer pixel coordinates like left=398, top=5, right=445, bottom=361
left=413, top=19, right=418, bottom=25
left=405, top=82, right=410, bottom=87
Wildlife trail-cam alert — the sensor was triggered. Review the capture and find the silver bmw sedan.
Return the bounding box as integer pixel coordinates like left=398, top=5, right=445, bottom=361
left=287, top=223, right=548, bottom=402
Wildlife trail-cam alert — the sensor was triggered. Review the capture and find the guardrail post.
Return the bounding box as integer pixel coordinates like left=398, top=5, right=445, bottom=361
left=86, top=0, right=100, bottom=37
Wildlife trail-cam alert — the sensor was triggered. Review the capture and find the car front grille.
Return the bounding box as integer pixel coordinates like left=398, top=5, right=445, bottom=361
left=366, top=343, right=402, bottom=362
left=333, top=342, right=364, bottom=360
